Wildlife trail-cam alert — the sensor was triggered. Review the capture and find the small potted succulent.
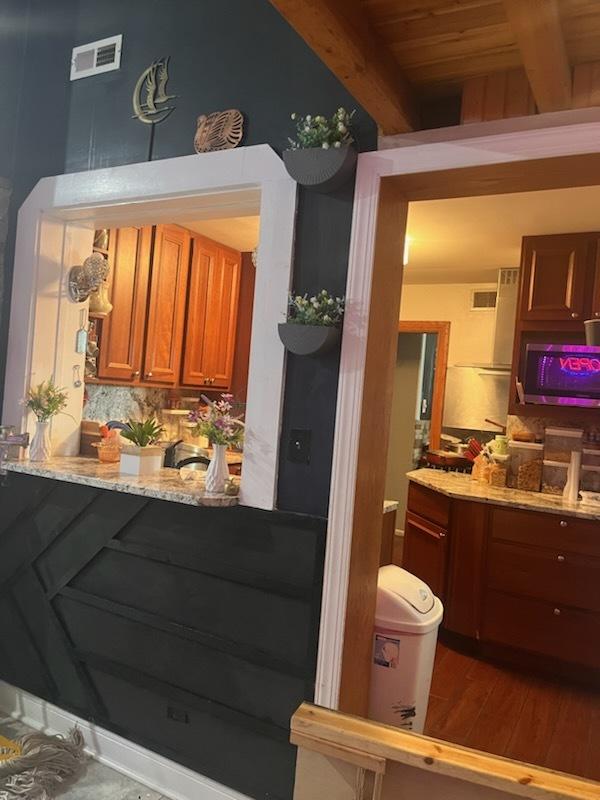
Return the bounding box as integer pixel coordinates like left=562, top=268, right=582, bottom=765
left=25, top=379, right=69, bottom=462
left=188, top=394, right=244, bottom=494
left=283, top=108, right=357, bottom=192
left=278, top=290, right=344, bottom=356
left=119, top=417, right=164, bottom=476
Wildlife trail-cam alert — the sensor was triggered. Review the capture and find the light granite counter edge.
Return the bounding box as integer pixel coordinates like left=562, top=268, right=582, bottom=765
left=407, top=468, right=600, bottom=522
left=4, top=459, right=238, bottom=508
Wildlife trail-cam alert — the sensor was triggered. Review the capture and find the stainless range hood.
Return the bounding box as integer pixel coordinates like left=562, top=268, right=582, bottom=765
left=455, top=268, right=519, bottom=372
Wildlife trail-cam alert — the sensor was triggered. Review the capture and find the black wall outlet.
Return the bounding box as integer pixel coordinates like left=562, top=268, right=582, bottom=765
left=288, top=429, right=312, bottom=464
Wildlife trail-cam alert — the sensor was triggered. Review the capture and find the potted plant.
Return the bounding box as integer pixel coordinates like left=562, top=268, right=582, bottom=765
left=120, top=417, right=164, bottom=476
left=188, top=394, right=244, bottom=494
left=25, top=379, right=68, bottom=461
left=283, top=108, right=357, bottom=192
left=278, top=290, right=344, bottom=356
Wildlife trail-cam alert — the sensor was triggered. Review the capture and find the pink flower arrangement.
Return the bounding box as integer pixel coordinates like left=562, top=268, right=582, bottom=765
left=188, top=393, right=244, bottom=447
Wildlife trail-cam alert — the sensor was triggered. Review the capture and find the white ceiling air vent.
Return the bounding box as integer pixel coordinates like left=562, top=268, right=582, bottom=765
left=70, top=35, right=123, bottom=81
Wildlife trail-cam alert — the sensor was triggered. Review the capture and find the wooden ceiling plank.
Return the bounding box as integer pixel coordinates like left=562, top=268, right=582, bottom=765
left=502, top=0, right=572, bottom=112
left=268, top=0, right=418, bottom=134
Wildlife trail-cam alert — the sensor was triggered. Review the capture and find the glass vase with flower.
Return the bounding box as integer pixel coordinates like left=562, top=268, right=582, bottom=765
left=188, top=394, right=244, bottom=493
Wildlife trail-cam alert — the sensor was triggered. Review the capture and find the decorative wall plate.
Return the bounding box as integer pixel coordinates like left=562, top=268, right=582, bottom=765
left=132, top=57, right=177, bottom=124
left=194, top=109, right=244, bottom=153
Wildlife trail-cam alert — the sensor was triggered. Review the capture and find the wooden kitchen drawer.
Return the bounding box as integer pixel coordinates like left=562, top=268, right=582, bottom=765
left=406, top=481, right=450, bottom=527
left=487, top=540, right=600, bottom=613
left=482, top=590, right=600, bottom=669
left=490, top=506, right=600, bottom=557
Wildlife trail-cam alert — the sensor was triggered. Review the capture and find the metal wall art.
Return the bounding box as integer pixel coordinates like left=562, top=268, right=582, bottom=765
left=68, top=253, right=109, bottom=303
left=194, top=109, right=244, bottom=153
left=132, top=57, right=177, bottom=124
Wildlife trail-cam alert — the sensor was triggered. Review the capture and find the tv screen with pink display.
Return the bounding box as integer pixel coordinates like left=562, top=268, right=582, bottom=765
left=524, top=344, right=600, bottom=407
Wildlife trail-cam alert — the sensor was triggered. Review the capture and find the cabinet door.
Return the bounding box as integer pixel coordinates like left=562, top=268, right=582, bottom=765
left=402, top=511, right=448, bottom=601
left=97, top=227, right=152, bottom=382
left=181, top=237, right=241, bottom=390
left=519, top=234, right=592, bottom=321
left=143, top=225, right=191, bottom=385
left=591, top=240, right=600, bottom=320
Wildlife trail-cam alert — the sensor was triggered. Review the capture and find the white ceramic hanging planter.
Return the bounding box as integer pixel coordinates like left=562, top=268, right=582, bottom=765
left=205, top=444, right=229, bottom=493
left=29, top=420, right=52, bottom=462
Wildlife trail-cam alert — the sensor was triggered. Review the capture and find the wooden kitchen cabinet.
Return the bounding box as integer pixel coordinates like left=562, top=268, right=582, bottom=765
left=519, top=233, right=594, bottom=322
left=143, top=224, right=191, bottom=386
left=97, top=226, right=152, bottom=382
left=181, top=235, right=241, bottom=390
left=403, top=510, right=448, bottom=601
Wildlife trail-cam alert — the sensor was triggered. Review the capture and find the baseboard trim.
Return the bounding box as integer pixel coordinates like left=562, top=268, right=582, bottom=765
left=0, top=681, right=250, bottom=800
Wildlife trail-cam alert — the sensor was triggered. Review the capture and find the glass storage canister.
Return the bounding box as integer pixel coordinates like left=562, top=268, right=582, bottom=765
left=488, top=453, right=509, bottom=487
left=541, top=460, right=568, bottom=496
left=508, top=441, right=544, bottom=491
left=543, top=427, right=583, bottom=464
left=580, top=465, right=600, bottom=493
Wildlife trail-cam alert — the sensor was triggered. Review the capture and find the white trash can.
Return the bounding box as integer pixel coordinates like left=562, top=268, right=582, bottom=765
left=368, top=565, right=443, bottom=734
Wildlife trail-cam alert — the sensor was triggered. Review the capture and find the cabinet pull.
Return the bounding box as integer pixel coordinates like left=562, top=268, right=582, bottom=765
left=132, top=370, right=140, bottom=377
left=553, top=608, right=561, bottom=616
left=557, top=554, right=565, bottom=562
left=145, top=372, right=153, bottom=379
left=571, top=312, right=579, bottom=319
left=559, top=520, right=568, bottom=528
left=406, top=513, right=446, bottom=541
left=595, top=311, right=600, bottom=318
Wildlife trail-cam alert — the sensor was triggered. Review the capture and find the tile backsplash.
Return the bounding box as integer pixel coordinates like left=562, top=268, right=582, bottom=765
left=83, top=385, right=168, bottom=423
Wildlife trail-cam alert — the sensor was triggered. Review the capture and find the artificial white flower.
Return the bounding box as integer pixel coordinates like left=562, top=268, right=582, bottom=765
left=334, top=141, right=341, bottom=148
left=322, top=141, right=330, bottom=149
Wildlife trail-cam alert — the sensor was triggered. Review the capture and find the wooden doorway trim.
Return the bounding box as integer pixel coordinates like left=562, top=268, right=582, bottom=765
left=397, top=321, right=450, bottom=451
left=317, top=117, right=600, bottom=718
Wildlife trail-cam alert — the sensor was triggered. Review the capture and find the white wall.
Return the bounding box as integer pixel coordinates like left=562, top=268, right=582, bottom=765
left=400, top=282, right=497, bottom=364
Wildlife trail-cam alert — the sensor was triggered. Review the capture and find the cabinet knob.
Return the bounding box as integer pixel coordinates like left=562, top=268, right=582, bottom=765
left=557, top=554, right=565, bottom=562
left=145, top=372, right=153, bottom=379
left=595, top=311, right=600, bottom=318
left=559, top=520, right=568, bottom=528
left=571, top=312, right=579, bottom=319
left=553, top=608, right=561, bottom=616
left=439, top=531, right=446, bottom=538
left=132, top=370, right=140, bottom=377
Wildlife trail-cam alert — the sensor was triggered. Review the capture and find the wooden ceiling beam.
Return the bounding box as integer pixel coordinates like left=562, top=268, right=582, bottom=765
left=268, top=0, right=418, bottom=134
left=503, top=0, right=572, bottom=112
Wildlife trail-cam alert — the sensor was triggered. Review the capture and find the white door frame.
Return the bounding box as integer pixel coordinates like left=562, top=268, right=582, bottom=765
left=2, top=145, right=297, bottom=511
left=315, top=113, right=600, bottom=708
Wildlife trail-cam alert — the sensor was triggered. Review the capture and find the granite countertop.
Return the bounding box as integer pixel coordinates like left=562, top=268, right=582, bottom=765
left=407, top=468, right=600, bottom=521
left=383, top=500, right=399, bottom=513
left=4, top=457, right=239, bottom=508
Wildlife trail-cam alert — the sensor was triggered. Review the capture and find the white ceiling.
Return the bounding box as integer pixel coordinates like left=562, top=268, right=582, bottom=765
left=185, top=215, right=260, bottom=252
left=404, top=184, right=600, bottom=284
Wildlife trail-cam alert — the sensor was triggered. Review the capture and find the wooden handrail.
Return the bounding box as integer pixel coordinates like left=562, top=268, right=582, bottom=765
left=291, top=703, right=600, bottom=800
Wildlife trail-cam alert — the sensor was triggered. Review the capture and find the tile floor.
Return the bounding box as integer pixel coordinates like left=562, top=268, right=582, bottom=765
left=0, top=716, right=173, bottom=800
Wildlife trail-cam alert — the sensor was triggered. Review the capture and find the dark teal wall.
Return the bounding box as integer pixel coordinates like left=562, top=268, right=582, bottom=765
left=0, top=0, right=377, bottom=516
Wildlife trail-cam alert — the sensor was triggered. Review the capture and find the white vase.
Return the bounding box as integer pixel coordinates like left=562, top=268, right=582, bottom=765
left=30, top=420, right=52, bottom=462
left=205, top=444, right=229, bottom=493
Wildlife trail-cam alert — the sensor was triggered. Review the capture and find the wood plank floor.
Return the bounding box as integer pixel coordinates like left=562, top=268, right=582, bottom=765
left=424, top=642, right=600, bottom=782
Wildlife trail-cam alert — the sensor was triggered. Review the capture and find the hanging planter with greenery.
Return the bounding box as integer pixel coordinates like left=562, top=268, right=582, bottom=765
left=278, top=290, right=344, bottom=356
left=283, top=108, right=357, bottom=193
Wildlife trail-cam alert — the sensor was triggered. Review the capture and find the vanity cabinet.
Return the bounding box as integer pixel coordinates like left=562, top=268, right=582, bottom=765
left=181, top=236, right=241, bottom=389
left=96, top=225, right=240, bottom=390
left=404, top=481, right=600, bottom=676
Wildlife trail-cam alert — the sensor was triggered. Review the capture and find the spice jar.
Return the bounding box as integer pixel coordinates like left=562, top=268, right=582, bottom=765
left=508, top=441, right=543, bottom=491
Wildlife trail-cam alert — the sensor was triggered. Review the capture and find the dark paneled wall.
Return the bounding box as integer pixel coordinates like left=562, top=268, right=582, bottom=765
left=0, top=0, right=377, bottom=517
left=0, top=472, right=326, bottom=800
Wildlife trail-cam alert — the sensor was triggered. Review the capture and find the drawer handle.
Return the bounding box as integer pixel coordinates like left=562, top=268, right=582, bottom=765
left=557, top=554, right=565, bottom=562
left=553, top=608, right=561, bottom=616
left=571, top=312, right=579, bottom=319
left=559, top=520, right=568, bottom=528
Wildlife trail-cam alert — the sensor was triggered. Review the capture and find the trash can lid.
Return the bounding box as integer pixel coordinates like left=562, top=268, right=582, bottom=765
left=375, top=565, right=444, bottom=633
